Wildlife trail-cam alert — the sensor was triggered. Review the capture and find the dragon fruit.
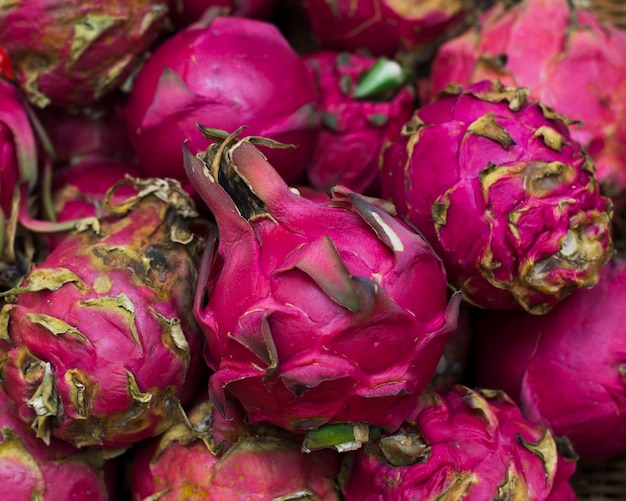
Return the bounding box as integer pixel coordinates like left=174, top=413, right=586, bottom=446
left=184, top=127, right=460, bottom=434
left=35, top=95, right=136, bottom=165
left=167, top=0, right=278, bottom=28
left=0, top=0, right=169, bottom=108
left=304, top=51, right=415, bottom=195
left=475, top=257, right=626, bottom=460
left=0, top=78, right=39, bottom=289
left=298, top=0, right=479, bottom=58
left=124, top=15, right=319, bottom=185
left=0, top=384, right=118, bottom=500
left=380, top=79, right=613, bottom=313
left=0, top=177, right=205, bottom=448
left=131, top=397, right=342, bottom=500
left=340, top=385, right=578, bottom=500
left=426, top=0, right=626, bottom=197
left=19, top=158, right=147, bottom=251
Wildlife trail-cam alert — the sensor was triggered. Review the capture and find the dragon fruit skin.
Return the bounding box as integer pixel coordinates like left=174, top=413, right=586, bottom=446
left=426, top=0, right=626, bottom=197
left=184, top=129, right=460, bottom=433
left=0, top=79, right=37, bottom=215
left=299, top=0, right=478, bottom=58
left=380, top=79, right=614, bottom=314
left=131, top=398, right=342, bottom=500
left=0, top=178, right=205, bottom=448
left=167, top=0, right=278, bottom=28
left=340, top=385, right=578, bottom=501
left=304, top=51, right=415, bottom=195
left=0, top=384, right=118, bottom=501
left=428, top=301, right=472, bottom=392
left=35, top=96, right=136, bottom=165
left=124, top=16, right=319, bottom=185
left=0, top=0, right=169, bottom=108
left=475, top=257, right=626, bottom=460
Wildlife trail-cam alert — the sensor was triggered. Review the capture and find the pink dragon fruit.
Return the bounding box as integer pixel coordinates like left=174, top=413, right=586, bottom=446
left=425, top=0, right=626, bottom=197
left=0, top=0, right=169, bottom=108
left=35, top=95, right=136, bottom=165
left=167, top=0, right=278, bottom=28
left=124, top=15, right=319, bottom=185
left=298, top=0, right=479, bottom=57
left=18, top=158, right=147, bottom=251
left=475, top=257, right=626, bottom=460
left=184, top=127, right=460, bottom=434
left=0, top=177, right=205, bottom=448
left=304, top=51, right=415, bottom=195
left=131, top=397, right=342, bottom=500
left=0, top=78, right=39, bottom=289
left=0, top=384, right=118, bottom=500
left=340, top=385, right=578, bottom=500
left=380, top=79, right=614, bottom=314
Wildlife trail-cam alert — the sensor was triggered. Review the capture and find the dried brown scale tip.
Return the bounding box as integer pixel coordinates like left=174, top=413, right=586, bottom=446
left=0, top=177, right=205, bottom=449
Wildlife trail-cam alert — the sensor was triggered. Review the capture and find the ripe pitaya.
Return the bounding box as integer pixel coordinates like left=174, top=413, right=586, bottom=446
left=304, top=51, right=415, bottom=195
left=0, top=0, right=169, bottom=108
left=340, top=385, right=578, bottom=500
left=475, top=257, right=626, bottom=460
left=0, top=384, right=119, bottom=500
left=425, top=0, right=626, bottom=197
left=298, top=0, right=479, bottom=58
left=167, top=0, right=278, bottom=28
left=35, top=95, right=135, bottom=165
left=124, top=15, right=319, bottom=185
left=184, top=127, right=460, bottom=434
left=0, top=177, right=205, bottom=448
left=131, top=397, right=342, bottom=500
left=380, top=79, right=614, bottom=314
left=0, top=79, right=39, bottom=289
left=19, top=158, right=147, bottom=251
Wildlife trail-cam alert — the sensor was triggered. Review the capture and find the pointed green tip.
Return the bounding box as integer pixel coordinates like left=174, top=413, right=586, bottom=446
left=353, top=58, right=406, bottom=100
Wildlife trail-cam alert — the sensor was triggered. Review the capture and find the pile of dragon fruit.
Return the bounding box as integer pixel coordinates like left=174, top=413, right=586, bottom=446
left=1, top=0, right=626, bottom=499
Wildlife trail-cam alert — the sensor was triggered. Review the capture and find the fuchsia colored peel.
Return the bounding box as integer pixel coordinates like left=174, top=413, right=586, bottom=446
left=299, top=0, right=478, bottom=57
left=304, top=51, right=415, bottom=195
left=184, top=128, right=460, bottom=434
left=381, top=79, right=613, bottom=313
left=0, top=177, right=205, bottom=448
left=340, top=385, right=578, bottom=501
left=476, top=257, right=626, bottom=461
left=0, top=384, right=117, bottom=500
left=0, top=0, right=169, bottom=108
left=125, top=15, right=319, bottom=184
left=426, top=0, right=626, bottom=197
left=131, top=398, right=342, bottom=500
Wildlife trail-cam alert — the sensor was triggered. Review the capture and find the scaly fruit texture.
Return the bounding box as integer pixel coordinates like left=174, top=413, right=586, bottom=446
left=0, top=177, right=205, bottom=448
left=124, top=15, right=319, bottom=185
left=304, top=51, right=415, bottom=195
left=426, top=0, right=626, bottom=197
left=476, top=257, right=626, bottom=460
left=131, top=398, right=342, bottom=500
left=299, top=0, right=479, bottom=58
left=340, top=385, right=578, bottom=501
left=0, top=384, right=118, bottom=500
left=19, top=158, right=147, bottom=252
left=0, top=0, right=169, bottom=108
left=380, top=79, right=614, bottom=314
left=184, top=127, right=460, bottom=434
